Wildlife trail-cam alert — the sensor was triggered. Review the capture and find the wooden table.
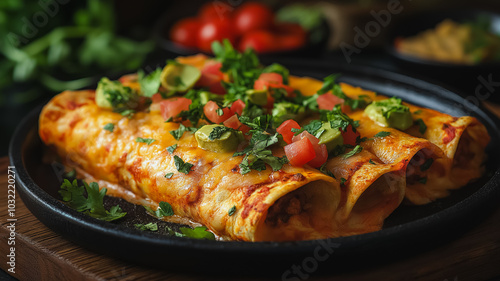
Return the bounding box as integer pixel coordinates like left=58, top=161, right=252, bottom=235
left=2, top=104, right=500, bottom=281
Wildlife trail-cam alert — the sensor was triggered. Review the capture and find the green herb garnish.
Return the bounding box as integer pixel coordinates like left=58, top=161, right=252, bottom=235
left=135, top=137, right=155, bottom=145
left=103, top=123, right=114, bottom=132
left=174, top=155, right=194, bottom=174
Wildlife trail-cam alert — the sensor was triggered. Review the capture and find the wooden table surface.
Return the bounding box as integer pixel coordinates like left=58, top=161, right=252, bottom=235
left=2, top=104, right=500, bottom=281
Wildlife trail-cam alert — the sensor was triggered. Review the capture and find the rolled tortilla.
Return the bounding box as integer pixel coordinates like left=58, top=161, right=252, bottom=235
left=39, top=90, right=341, bottom=242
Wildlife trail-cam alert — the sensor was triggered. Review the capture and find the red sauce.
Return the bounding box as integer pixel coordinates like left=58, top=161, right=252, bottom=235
left=442, top=124, right=456, bottom=144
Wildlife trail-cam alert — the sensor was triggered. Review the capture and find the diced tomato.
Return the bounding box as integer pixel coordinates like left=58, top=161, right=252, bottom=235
left=118, top=74, right=138, bottom=84
left=223, top=115, right=241, bottom=129
left=196, top=61, right=226, bottom=95
left=151, top=93, right=164, bottom=103
left=230, top=99, right=246, bottom=116
left=202, top=61, right=223, bottom=78
left=342, top=124, right=360, bottom=146
left=284, top=137, right=316, bottom=167
left=258, top=72, right=283, bottom=84
left=160, top=97, right=192, bottom=121
left=203, top=101, right=233, bottom=123
left=317, top=93, right=344, bottom=111
left=222, top=114, right=251, bottom=135
left=291, top=131, right=328, bottom=168
left=277, top=119, right=301, bottom=144
left=254, top=72, right=294, bottom=97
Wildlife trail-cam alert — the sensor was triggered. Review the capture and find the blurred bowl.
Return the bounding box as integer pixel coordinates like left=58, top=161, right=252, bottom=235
left=153, top=5, right=330, bottom=59
left=385, top=10, right=500, bottom=101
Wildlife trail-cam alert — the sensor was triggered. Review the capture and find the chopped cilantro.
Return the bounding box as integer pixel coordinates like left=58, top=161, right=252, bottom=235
left=414, top=110, right=423, bottom=114
left=167, top=144, right=177, bottom=154
left=164, top=173, right=174, bottom=179
left=342, top=145, right=363, bottom=159
left=176, top=226, right=216, bottom=240
left=208, top=126, right=232, bottom=140
left=174, top=155, right=194, bottom=174
left=319, top=163, right=336, bottom=178
left=340, top=177, right=347, bottom=185
left=97, top=77, right=140, bottom=113
left=103, top=123, right=114, bottom=132
left=135, top=137, right=156, bottom=145
left=374, top=131, right=391, bottom=138
left=420, top=158, right=434, bottom=171
left=134, top=222, right=158, bottom=231
left=228, top=206, right=236, bottom=216
left=64, top=169, right=76, bottom=179
left=324, top=105, right=359, bottom=132
left=369, top=159, right=377, bottom=165
left=157, top=201, right=175, bottom=217
left=120, top=109, right=135, bottom=118
left=59, top=179, right=126, bottom=221
left=292, top=120, right=323, bottom=136
left=234, top=131, right=288, bottom=174
left=216, top=108, right=224, bottom=116
left=138, top=68, right=162, bottom=97
left=415, top=119, right=427, bottom=134
left=170, top=124, right=187, bottom=140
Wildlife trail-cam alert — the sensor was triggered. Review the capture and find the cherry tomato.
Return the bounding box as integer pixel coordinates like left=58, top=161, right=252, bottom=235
left=292, top=131, right=327, bottom=168
left=198, top=2, right=232, bottom=21
left=284, top=137, right=316, bottom=167
left=160, top=97, right=192, bottom=121
left=233, top=2, right=274, bottom=35
left=274, top=22, right=307, bottom=51
left=276, top=119, right=301, bottom=144
left=341, top=124, right=360, bottom=146
left=203, top=101, right=233, bottom=123
left=230, top=99, right=246, bottom=116
left=317, top=93, right=344, bottom=111
left=238, top=30, right=276, bottom=53
left=170, top=17, right=201, bottom=48
left=198, top=18, right=236, bottom=53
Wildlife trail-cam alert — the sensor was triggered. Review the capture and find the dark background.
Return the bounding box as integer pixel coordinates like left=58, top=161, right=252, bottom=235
left=2, top=0, right=500, bottom=157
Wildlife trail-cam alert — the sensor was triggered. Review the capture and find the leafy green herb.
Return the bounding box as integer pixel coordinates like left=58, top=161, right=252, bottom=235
left=208, top=126, right=232, bottom=140
left=216, top=108, right=224, bottom=116
left=413, top=110, right=423, bottom=114
left=103, top=123, right=114, bottom=132
left=134, top=222, right=158, bottom=231
left=174, top=76, right=185, bottom=87
left=420, top=158, right=434, bottom=171
left=319, top=163, right=336, bottom=178
left=167, top=144, right=178, bottom=154
left=317, top=74, right=371, bottom=110
left=415, top=119, right=427, bottom=134
left=157, top=201, right=175, bottom=217
left=323, top=105, right=359, bottom=132
left=59, top=179, right=126, bottom=221
left=342, top=145, right=363, bottom=159
left=164, top=173, right=174, bottom=179
left=179, top=226, right=216, bottom=240
left=64, top=169, right=77, bottom=179
left=228, top=206, right=236, bottom=216
left=97, top=77, right=140, bottom=113
left=174, top=155, right=194, bottom=174
left=170, top=124, right=187, bottom=140
left=376, top=97, right=410, bottom=119
left=135, top=137, right=155, bottom=145
left=291, top=120, right=323, bottom=136
left=234, top=131, right=288, bottom=174
left=138, top=68, right=162, bottom=97
left=374, top=131, right=391, bottom=138
left=120, top=109, right=135, bottom=118
left=369, top=159, right=377, bottom=165
left=340, top=177, right=347, bottom=185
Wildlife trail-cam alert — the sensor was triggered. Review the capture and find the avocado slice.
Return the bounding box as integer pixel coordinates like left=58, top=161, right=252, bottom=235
left=364, top=97, right=412, bottom=130
left=317, top=122, right=344, bottom=152
left=195, top=125, right=240, bottom=153
left=246, top=89, right=268, bottom=106
left=160, top=62, right=201, bottom=92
